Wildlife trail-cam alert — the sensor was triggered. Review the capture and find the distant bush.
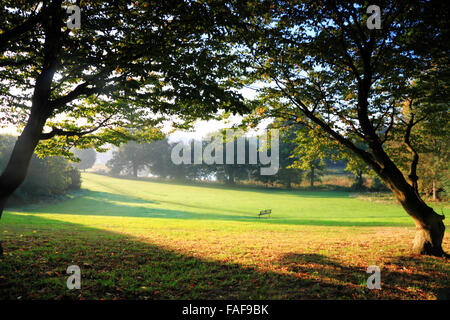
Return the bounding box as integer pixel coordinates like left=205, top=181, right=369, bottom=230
left=72, top=148, right=96, bottom=171
left=66, top=166, right=82, bottom=190
left=370, top=176, right=390, bottom=192
left=0, top=134, right=81, bottom=204
left=350, top=179, right=366, bottom=191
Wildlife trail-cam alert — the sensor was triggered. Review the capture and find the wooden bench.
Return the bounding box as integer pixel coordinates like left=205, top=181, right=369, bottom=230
left=258, top=209, right=272, bottom=218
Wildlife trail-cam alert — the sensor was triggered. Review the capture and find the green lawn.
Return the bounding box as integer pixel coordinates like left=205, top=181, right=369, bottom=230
left=0, top=173, right=449, bottom=299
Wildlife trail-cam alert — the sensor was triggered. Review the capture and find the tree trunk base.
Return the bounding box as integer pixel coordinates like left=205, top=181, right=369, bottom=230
left=412, top=216, right=446, bottom=257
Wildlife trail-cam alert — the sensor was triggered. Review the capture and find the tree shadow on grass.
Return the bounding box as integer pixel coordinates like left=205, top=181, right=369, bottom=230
left=1, top=213, right=448, bottom=299
left=89, top=173, right=352, bottom=198
left=0, top=213, right=336, bottom=299
left=279, top=253, right=449, bottom=299
left=18, top=190, right=257, bottom=221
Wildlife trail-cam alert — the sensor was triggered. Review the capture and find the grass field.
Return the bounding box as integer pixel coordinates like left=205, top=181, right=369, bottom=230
left=0, top=173, right=449, bottom=299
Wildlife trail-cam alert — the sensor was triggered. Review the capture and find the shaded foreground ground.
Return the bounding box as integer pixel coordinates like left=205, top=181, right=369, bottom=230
left=0, top=173, right=449, bottom=299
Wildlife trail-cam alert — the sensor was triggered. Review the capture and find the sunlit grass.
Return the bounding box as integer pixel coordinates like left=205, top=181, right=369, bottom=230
left=0, top=173, right=448, bottom=299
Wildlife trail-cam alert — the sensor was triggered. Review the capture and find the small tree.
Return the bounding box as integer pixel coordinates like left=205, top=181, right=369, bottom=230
left=145, top=139, right=173, bottom=179
left=107, top=141, right=154, bottom=178
left=72, top=148, right=96, bottom=172
left=277, top=123, right=303, bottom=189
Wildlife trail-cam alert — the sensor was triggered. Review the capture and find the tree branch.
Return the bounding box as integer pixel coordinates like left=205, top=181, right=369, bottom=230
left=40, top=115, right=114, bottom=140
left=0, top=6, right=49, bottom=53
left=402, top=99, right=423, bottom=194
left=48, top=81, right=103, bottom=110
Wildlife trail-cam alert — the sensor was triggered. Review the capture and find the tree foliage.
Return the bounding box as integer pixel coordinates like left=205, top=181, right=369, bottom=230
left=0, top=0, right=247, bottom=155
left=0, top=134, right=80, bottom=202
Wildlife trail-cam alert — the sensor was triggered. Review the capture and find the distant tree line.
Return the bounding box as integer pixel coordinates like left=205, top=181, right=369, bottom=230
left=104, top=129, right=367, bottom=190
left=106, top=135, right=300, bottom=186
left=106, top=124, right=447, bottom=199
left=0, top=135, right=81, bottom=205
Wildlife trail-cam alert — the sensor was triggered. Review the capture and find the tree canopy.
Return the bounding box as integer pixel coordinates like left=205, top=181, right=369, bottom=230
left=0, top=0, right=249, bottom=222
left=0, top=0, right=247, bottom=154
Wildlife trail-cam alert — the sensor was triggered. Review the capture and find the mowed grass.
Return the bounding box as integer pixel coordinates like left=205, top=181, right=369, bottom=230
left=0, top=173, right=449, bottom=299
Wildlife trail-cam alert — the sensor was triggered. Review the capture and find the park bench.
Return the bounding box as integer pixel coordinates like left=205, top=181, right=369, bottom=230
left=258, top=209, right=272, bottom=218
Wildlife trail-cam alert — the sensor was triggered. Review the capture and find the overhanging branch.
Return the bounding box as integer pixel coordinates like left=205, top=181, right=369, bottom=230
left=39, top=115, right=114, bottom=140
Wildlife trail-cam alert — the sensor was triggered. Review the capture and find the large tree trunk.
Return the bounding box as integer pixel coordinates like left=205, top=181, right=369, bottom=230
left=353, top=82, right=446, bottom=256
left=0, top=1, right=60, bottom=255
left=310, top=166, right=314, bottom=188
left=398, top=189, right=445, bottom=256
left=0, top=0, right=60, bottom=216
left=0, top=107, right=51, bottom=255
left=0, top=121, right=46, bottom=214
left=0, top=71, right=56, bottom=217
left=374, top=157, right=445, bottom=256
